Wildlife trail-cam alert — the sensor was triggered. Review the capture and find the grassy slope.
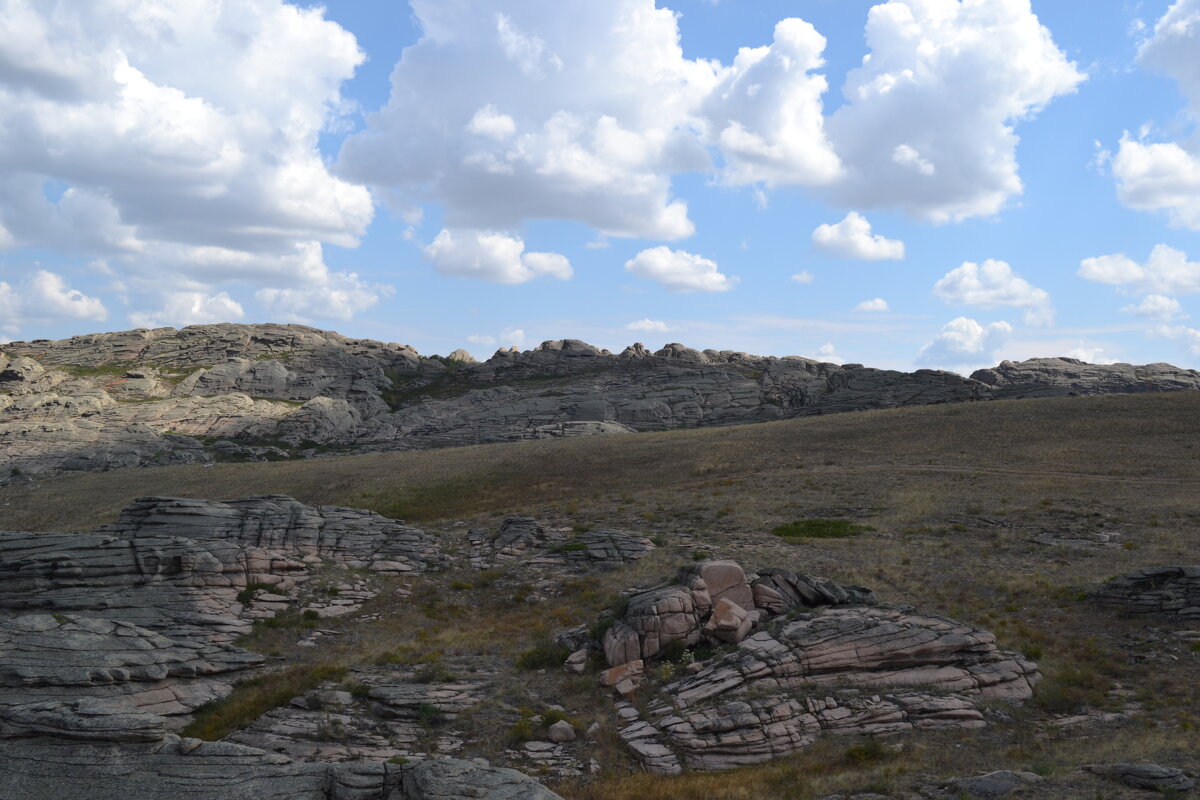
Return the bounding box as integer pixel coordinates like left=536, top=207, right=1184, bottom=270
left=2, top=392, right=1198, bottom=798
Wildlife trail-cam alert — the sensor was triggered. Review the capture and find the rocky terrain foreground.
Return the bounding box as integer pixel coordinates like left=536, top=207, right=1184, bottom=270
left=4, top=323, right=1200, bottom=475
left=2, top=486, right=1195, bottom=799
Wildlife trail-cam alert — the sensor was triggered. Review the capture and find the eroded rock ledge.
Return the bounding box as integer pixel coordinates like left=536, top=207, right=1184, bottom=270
left=4, top=323, right=1198, bottom=474
left=567, top=560, right=1039, bottom=774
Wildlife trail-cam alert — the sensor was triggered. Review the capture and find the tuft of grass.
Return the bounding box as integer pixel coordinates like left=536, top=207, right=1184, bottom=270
left=182, top=663, right=348, bottom=741
left=516, top=637, right=571, bottom=671
left=771, top=519, right=870, bottom=540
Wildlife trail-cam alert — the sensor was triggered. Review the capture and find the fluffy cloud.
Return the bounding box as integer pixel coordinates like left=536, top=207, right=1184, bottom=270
left=338, top=1, right=715, bottom=241
left=826, top=0, right=1084, bottom=221
left=934, top=260, right=1053, bottom=325
left=627, top=318, right=671, bottom=332
left=0, top=1, right=379, bottom=322
left=1151, top=324, right=1200, bottom=356
left=701, top=18, right=841, bottom=187
left=624, top=247, right=737, bottom=292
left=340, top=0, right=1080, bottom=268
left=812, top=212, right=904, bottom=260
left=790, top=271, right=815, bottom=284
left=1111, top=0, right=1200, bottom=229
left=1121, top=294, right=1184, bottom=321
left=854, top=297, right=890, bottom=312
left=1079, top=245, right=1200, bottom=295
left=423, top=229, right=572, bottom=284
left=0, top=270, right=107, bottom=332
left=129, top=291, right=244, bottom=328
left=1065, top=343, right=1119, bottom=364
left=256, top=271, right=389, bottom=322
left=917, top=316, right=1013, bottom=366
left=808, top=342, right=843, bottom=364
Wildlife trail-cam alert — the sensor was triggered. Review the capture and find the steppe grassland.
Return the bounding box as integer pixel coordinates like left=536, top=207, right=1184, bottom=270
left=2, top=392, right=1197, bottom=798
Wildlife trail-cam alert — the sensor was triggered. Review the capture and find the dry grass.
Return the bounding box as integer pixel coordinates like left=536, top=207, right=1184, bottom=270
left=4, top=392, right=1199, bottom=797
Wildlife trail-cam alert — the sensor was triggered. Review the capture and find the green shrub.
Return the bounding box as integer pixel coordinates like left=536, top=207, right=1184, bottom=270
left=236, top=582, right=273, bottom=605
left=516, top=638, right=571, bottom=671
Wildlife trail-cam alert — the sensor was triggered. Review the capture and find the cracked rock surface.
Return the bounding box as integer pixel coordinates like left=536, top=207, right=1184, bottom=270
left=5, top=324, right=1197, bottom=474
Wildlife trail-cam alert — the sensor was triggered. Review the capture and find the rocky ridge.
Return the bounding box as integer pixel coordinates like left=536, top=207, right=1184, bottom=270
left=4, top=323, right=1199, bottom=474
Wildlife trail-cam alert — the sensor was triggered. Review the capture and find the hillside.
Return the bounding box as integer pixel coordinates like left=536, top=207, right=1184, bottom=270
left=1, top=393, right=1197, bottom=798
left=3, top=323, right=1200, bottom=476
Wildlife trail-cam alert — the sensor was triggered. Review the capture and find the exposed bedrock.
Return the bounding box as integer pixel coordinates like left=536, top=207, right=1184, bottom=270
left=583, top=560, right=1038, bottom=773
left=5, top=324, right=1197, bottom=474
left=0, top=738, right=564, bottom=800
left=1089, top=566, right=1200, bottom=621
left=469, top=516, right=655, bottom=572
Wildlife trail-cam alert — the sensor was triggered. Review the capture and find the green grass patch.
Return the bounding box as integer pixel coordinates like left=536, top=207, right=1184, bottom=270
left=182, top=663, right=348, bottom=740
left=771, top=519, right=870, bottom=540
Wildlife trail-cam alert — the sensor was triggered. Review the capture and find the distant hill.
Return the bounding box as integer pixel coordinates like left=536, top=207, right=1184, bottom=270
left=3, top=323, right=1198, bottom=474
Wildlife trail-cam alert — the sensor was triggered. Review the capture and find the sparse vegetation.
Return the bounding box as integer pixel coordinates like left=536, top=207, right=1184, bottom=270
left=771, top=519, right=870, bottom=539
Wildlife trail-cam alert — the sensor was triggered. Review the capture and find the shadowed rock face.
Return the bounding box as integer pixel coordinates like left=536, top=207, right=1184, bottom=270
left=1089, top=566, right=1200, bottom=621
left=4, top=324, right=1197, bottom=474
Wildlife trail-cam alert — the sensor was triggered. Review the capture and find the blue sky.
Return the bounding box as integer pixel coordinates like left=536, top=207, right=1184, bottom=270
left=2, top=0, right=1200, bottom=373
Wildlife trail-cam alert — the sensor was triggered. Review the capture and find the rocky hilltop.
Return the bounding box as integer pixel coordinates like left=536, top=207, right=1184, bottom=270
left=3, top=323, right=1199, bottom=474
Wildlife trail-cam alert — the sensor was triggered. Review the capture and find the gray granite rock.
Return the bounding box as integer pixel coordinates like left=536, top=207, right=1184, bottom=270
left=1085, top=762, right=1195, bottom=792
left=7, top=325, right=1195, bottom=475
left=1089, top=566, right=1200, bottom=621
left=0, top=738, right=563, bottom=800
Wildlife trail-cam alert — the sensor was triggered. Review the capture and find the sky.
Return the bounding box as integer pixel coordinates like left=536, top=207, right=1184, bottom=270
left=2, top=0, right=1200, bottom=374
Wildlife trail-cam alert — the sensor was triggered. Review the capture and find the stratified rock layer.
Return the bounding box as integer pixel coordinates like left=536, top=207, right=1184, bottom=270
left=5, top=324, right=1197, bottom=474
left=583, top=560, right=1038, bottom=774
left=1089, top=566, right=1200, bottom=621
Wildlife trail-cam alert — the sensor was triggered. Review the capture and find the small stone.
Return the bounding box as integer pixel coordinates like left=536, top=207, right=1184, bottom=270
left=548, top=720, right=576, bottom=743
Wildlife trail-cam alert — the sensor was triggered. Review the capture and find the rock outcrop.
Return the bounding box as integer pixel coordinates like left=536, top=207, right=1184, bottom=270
left=0, top=739, right=563, bottom=800
left=5, top=324, right=1196, bottom=474
left=578, top=560, right=1038, bottom=773
left=0, top=495, right=563, bottom=800
left=602, top=561, right=876, bottom=666
left=1089, top=566, right=1200, bottom=621
left=469, top=517, right=655, bottom=572
left=0, top=496, right=444, bottom=643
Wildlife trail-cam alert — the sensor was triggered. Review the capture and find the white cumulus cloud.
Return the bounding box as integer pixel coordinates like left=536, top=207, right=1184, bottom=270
left=812, top=212, right=904, bottom=260
left=934, top=259, right=1053, bottom=326
left=0, top=0, right=380, bottom=322
left=701, top=18, right=841, bottom=187
left=625, top=247, right=737, bottom=293
left=256, top=272, right=390, bottom=322
left=1079, top=244, right=1200, bottom=295
left=1121, top=294, right=1184, bottom=321
left=627, top=318, right=671, bottom=333
left=1111, top=0, right=1200, bottom=230
left=338, top=0, right=716, bottom=242
left=790, top=271, right=815, bottom=284
left=826, top=0, right=1084, bottom=221
left=129, top=291, right=244, bottom=328
left=0, top=270, right=107, bottom=332
left=917, top=317, right=1013, bottom=366
left=854, top=298, right=889, bottom=312
left=423, top=229, right=572, bottom=284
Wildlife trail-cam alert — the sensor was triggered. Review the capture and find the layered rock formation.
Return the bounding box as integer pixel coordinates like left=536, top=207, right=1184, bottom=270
left=1089, top=566, right=1200, bottom=621
left=0, top=495, right=444, bottom=644
left=577, top=560, right=1039, bottom=773
left=469, top=517, right=655, bottom=572
left=5, top=324, right=1197, bottom=474
left=0, top=495, right=567, bottom=799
